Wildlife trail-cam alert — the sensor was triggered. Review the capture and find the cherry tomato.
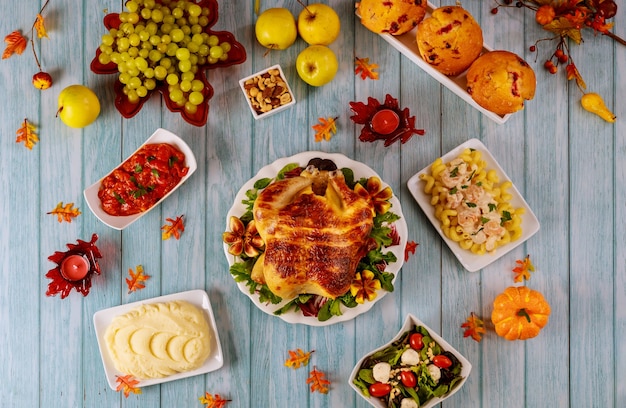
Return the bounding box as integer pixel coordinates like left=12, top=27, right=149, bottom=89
left=432, top=355, right=453, bottom=369
left=368, top=382, right=392, bottom=397
left=409, top=333, right=424, bottom=350
left=400, top=371, right=417, bottom=388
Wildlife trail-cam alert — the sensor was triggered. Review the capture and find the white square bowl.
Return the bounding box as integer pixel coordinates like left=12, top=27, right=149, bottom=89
left=349, top=314, right=471, bottom=408
left=83, top=128, right=197, bottom=230
left=93, top=289, right=223, bottom=390
left=407, top=138, right=540, bottom=272
left=239, top=64, right=296, bottom=120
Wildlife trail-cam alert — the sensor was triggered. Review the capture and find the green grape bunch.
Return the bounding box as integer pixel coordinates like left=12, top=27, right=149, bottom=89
left=97, top=0, right=233, bottom=115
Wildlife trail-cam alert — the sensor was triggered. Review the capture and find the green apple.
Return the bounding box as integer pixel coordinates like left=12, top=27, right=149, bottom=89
left=255, top=8, right=298, bottom=50
left=56, top=85, right=101, bottom=128
left=295, top=45, right=338, bottom=87
left=297, top=3, right=341, bottom=46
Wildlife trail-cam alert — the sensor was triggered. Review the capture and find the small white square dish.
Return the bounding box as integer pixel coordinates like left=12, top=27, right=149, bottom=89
left=83, top=128, right=197, bottom=230
left=407, top=138, right=540, bottom=272
left=239, top=64, right=295, bottom=120
left=349, top=314, right=471, bottom=408
left=93, top=289, right=223, bottom=390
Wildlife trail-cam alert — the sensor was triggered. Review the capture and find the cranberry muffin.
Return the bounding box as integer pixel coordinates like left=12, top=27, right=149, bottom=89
left=416, top=5, right=483, bottom=76
left=466, top=50, right=537, bottom=116
left=357, top=0, right=428, bottom=36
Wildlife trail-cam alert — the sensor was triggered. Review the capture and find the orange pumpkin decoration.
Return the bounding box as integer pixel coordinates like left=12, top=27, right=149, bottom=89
left=491, top=286, right=551, bottom=341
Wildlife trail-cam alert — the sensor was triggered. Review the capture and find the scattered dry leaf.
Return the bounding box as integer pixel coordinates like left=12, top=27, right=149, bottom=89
left=126, top=265, right=151, bottom=293
left=15, top=118, right=38, bottom=150
left=2, top=30, right=27, bottom=59
left=34, top=14, right=48, bottom=38
left=306, top=366, right=330, bottom=394
left=404, top=241, right=418, bottom=262
left=162, top=215, right=185, bottom=240
left=285, top=349, right=314, bottom=369
left=461, top=312, right=486, bottom=342
left=47, top=202, right=81, bottom=223
left=312, top=116, right=338, bottom=142
left=513, top=254, right=535, bottom=283
left=199, top=392, right=230, bottom=408
left=115, top=375, right=141, bottom=398
left=354, top=56, right=379, bottom=80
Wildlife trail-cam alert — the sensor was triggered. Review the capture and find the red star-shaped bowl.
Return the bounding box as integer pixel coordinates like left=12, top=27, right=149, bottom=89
left=90, top=0, right=246, bottom=127
left=45, top=234, right=102, bottom=299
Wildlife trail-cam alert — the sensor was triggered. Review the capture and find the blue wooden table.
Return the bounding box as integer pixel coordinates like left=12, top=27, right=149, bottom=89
left=1, top=1, right=624, bottom=407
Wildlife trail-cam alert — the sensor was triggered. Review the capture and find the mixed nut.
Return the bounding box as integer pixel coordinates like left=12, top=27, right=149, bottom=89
left=242, top=68, right=293, bottom=115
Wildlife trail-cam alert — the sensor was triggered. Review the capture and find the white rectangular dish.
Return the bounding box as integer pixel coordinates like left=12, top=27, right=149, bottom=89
left=83, top=128, right=197, bottom=230
left=357, top=1, right=511, bottom=124
left=407, top=138, right=540, bottom=272
left=93, top=289, right=223, bottom=390
left=349, top=313, right=471, bottom=408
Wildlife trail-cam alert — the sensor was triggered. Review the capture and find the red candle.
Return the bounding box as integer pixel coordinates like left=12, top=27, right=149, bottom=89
left=60, top=254, right=90, bottom=281
left=370, top=109, right=400, bottom=135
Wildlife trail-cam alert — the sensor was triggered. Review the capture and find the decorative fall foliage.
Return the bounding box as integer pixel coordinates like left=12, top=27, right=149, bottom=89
left=199, top=392, right=231, bottom=408
left=354, top=56, right=379, bottom=80
left=115, top=374, right=142, bottom=398
left=312, top=116, right=338, bottom=142
left=47, top=201, right=81, bottom=223
left=126, top=265, right=151, bottom=293
left=513, top=254, right=535, bottom=283
left=15, top=118, right=39, bottom=150
left=34, top=14, right=48, bottom=38
left=404, top=240, right=418, bottom=262
left=161, top=215, right=185, bottom=240
left=461, top=312, right=486, bottom=342
left=285, top=348, right=315, bottom=369
left=2, top=31, right=27, bottom=59
left=306, top=366, right=331, bottom=394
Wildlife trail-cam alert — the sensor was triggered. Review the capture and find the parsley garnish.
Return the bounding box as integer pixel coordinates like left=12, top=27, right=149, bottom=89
left=466, top=202, right=477, bottom=208
left=114, top=192, right=125, bottom=204
left=151, top=168, right=159, bottom=177
left=168, top=155, right=179, bottom=168
left=501, top=210, right=512, bottom=225
left=450, top=167, right=459, bottom=177
left=488, top=203, right=497, bottom=212
left=449, top=187, right=457, bottom=195
left=134, top=164, right=142, bottom=173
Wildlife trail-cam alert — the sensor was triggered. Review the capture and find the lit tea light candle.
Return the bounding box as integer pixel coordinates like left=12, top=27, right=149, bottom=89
left=60, top=254, right=90, bottom=281
left=370, top=109, right=400, bottom=135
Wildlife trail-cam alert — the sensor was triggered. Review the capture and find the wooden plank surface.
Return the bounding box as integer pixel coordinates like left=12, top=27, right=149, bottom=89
left=0, top=0, right=624, bottom=407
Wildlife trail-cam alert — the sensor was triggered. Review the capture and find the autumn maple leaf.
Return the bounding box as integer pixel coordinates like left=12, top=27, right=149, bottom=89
left=285, top=349, right=314, bottom=369
left=306, top=366, right=331, bottom=394
left=199, top=392, right=231, bottom=408
left=354, top=56, right=379, bottom=80
left=461, top=312, right=486, bottom=342
left=404, top=240, right=418, bottom=262
left=34, top=14, right=48, bottom=38
left=2, top=30, right=27, bottom=59
left=566, top=62, right=586, bottom=90
left=15, top=118, right=39, bottom=150
left=513, top=254, right=535, bottom=283
left=126, top=265, right=151, bottom=293
left=312, top=116, right=338, bottom=142
left=47, top=202, right=81, bottom=223
left=115, top=375, right=141, bottom=398
left=161, top=215, right=185, bottom=240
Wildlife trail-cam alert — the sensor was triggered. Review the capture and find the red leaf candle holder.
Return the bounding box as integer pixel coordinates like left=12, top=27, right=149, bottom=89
left=46, top=234, right=102, bottom=299
left=349, top=94, right=425, bottom=146
left=90, top=0, right=246, bottom=127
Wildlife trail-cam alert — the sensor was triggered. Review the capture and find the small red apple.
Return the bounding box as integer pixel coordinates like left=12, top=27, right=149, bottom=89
left=33, top=71, right=53, bottom=90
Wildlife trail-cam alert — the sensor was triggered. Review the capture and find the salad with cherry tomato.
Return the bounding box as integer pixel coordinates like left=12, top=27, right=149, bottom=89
left=352, top=325, right=464, bottom=408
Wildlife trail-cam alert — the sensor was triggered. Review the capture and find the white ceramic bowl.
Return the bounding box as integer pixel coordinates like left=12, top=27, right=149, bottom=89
left=407, top=138, right=540, bottom=272
left=239, top=64, right=296, bottom=120
left=93, top=289, right=223, bottom=390
left=84, top=128, right=197, bottom=230
left=349, top=314, right=471, bottom=408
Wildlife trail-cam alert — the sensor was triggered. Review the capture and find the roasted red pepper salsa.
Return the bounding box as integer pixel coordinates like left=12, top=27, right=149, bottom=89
left=98, top=143, right=189, bottom=216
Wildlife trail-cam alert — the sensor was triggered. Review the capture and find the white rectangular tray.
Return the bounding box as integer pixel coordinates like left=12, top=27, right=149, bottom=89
left=357, top=2, right=511, bottom=124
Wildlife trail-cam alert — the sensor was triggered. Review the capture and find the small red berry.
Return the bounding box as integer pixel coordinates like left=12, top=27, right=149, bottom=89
left=544, top=60, right=554, bottom=69
left=549, top=65, right=558, bottom=74
left=558, top=54, right=568, bottom=63
left=529, top=45, right=536, bottom=52
left=491, top=7, right=499, bottom=14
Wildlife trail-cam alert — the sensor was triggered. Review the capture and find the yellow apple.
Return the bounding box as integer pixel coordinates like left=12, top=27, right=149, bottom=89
left=56, top=85, right=101, bottom=128
left=295, top=45, right=338, bottom=87
left=255, top=8, right=298, bottom=50
left=297, top=3, right=341, bottom=46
